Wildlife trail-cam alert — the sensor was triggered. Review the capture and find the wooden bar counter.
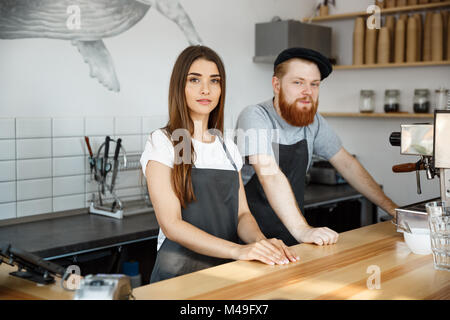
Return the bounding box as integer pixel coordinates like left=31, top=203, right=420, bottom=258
left=1, top=221, right=449, bottom=300
left=133, top=221, right=450, bottom=300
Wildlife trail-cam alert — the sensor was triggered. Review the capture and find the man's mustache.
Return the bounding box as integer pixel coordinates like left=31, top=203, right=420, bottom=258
left=295, top=96, right=313, bottom=105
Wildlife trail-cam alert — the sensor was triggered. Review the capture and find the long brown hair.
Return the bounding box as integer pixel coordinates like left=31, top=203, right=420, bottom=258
left=164, top=45, right=226, bottom=208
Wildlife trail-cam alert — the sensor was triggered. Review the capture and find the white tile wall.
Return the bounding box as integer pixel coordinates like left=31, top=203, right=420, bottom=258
left=115, top=170, right=142, bottom=189
left=115, top=117, right=141, bottom=135
left=0, top=161, right=15, bottom=182
left=53, top=157, right=85, bottom=177
left=142, top=134, right=149, bottom=151
left=85, top=117, right=114, bottom=136
left=0, top=202, right=16, bottom=220
left=16, top=118, right=51, bottom=138
left=17, top=198, right=52, bottom=217
left=17, top=178, right=52, bottom=201
left=53, top=194, right=85, bottom=212
left=0, top=181, right=16, bottom=203
left=114, top=135, right=142, bottom=154
left=16, top=138, right=52, bottom=159
left=53, top=137, right=85, bottom=157
left=0, top=140, right=16, bottom=160
left=16, top=158, right=52, bottom=180
left=85, top=174, right=99, bottom=193
left=4, top=116, right=154, bottom=219
left=53, top=175, right=84, bottom=197
left=0, top=118, right=15, bottom=139
left=53, top=117, right=84, bottom=137
left=142, top=116, right=167, bottom=135
left=116, top=187, right=145, bottom=201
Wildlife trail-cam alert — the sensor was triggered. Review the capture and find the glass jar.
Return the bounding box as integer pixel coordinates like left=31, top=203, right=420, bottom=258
left=384, top=90, right=400, bottom=113
left=434, top=87, right=449, bottom=111
left=359, top=90, right=375, bottom=113
left=413, top=89, right=430, bottom=113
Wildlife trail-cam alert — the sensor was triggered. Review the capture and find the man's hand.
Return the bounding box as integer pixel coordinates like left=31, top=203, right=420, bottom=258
left=297, top=225, right=339, bottom=246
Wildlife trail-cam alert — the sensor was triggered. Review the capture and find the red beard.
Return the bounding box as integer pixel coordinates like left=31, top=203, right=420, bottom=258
left=278, top=87, right=318, bottom=127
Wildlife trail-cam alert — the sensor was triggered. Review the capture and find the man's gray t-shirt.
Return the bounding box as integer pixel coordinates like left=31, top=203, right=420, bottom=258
left=235, top=98, right=343, bottom=185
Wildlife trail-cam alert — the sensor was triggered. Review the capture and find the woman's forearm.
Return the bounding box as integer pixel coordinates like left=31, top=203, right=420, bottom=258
left=166, top=219, right=241, bottom=260
left=237, top=211, right=266, bottom=244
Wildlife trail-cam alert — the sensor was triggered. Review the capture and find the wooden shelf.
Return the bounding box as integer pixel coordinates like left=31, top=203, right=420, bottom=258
left=333, top=60, right=450, bottom=70
left=320, top=112, right=434, bottom=118
left=303, top=1, right=450, bottom=22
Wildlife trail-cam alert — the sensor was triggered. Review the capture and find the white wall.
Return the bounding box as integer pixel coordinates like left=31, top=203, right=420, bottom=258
left=0, top=0, right=316, bottom=126
left=0, top=0, right=448, bottom=219
left=0, top=0, right=317, bottom=219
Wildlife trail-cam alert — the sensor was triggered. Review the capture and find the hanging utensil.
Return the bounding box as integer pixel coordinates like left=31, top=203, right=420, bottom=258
left=102, top=136, right=111, bottom=195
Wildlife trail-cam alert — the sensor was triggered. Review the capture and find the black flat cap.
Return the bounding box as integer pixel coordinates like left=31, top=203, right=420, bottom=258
left=274, top=47, right=333, bottom=80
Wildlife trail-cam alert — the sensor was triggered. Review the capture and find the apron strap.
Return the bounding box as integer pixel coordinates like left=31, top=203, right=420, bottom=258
left=216, top=135, right=238, bottom=171
left=191, top=134, right=238, bottom=171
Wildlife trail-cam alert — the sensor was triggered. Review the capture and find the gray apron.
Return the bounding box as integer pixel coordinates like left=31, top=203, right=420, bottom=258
left=244, top=105, right=309, bottom=246
left=150, top=135, right=239, bottom=283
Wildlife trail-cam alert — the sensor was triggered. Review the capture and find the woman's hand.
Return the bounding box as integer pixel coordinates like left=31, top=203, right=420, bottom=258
left=232, top=239, right=300, bottom=265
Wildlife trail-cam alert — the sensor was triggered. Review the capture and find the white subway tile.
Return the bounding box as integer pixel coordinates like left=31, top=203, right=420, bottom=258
left=85, top=117, right=114, bottom=136
left=142, top=135, right=148, bottom=151
left=85, top=174, right=98, bottom=193
left=142, top=116, right=167, bottom=135
left=53, top=156, right=85, bottom=177
left=115, top=117, right=141, bottom=135
left=0, top=203, right=16, bottom=220
left=116, top=187, right=144, bottom=201
left=16, top=118, right=51, bottom=138
left=0, top=118, right=15, bottom=139
left=115, top=170, right=142, bottom=189
left=17, top=138, right=51, bottom=159
left=114, top=135, right=142, bottom=155
left=0, top=140, right=15, bottom=160
left=0, top=182, right=16, bottom=203
left=53, top=194, right=86, bottom=212
left=53, top=137, right=85, bottom=157
left=17, top=158, right=52, bottom=180
left=17, top=179, right=52, bottom=201
left=17, top=198, right=52, bottom=217
left=53, top=175, right=84, bottom=197
left=0, top=161, right=15, bottom=182
left=52, top=117, right=84, bottom=137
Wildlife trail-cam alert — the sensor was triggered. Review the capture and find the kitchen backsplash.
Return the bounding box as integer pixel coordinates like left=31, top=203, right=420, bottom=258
left=0, top=116, right=167, bottom=220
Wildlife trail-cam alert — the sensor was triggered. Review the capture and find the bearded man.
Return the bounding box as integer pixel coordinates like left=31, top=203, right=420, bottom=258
left=235, top=47, right=398, bottom=246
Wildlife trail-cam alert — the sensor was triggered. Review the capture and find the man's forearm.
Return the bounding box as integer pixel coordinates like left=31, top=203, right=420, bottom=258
left=257, top=171, right=311, bottom=241
left=337, top=156, right=398, bottom=216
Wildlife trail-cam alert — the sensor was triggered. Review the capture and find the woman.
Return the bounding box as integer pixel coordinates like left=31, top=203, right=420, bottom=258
left=140, top=45, right=299, bottom=283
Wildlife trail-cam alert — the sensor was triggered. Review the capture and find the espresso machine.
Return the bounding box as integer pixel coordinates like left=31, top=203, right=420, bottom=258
left=389, top=110, right=450, bottom=232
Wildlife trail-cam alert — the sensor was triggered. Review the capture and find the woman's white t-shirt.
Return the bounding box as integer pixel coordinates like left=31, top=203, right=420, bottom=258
left=140, top=129, right=243, bottom=250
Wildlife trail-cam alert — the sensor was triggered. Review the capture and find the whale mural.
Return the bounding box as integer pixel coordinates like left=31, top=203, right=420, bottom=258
left=0, top=0, right=203, bottom=92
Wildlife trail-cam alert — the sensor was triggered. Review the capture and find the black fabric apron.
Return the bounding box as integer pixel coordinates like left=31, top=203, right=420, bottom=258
left=244, top=105, right=309, bottom=247
left=150, top=136, right=239, bottom=283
